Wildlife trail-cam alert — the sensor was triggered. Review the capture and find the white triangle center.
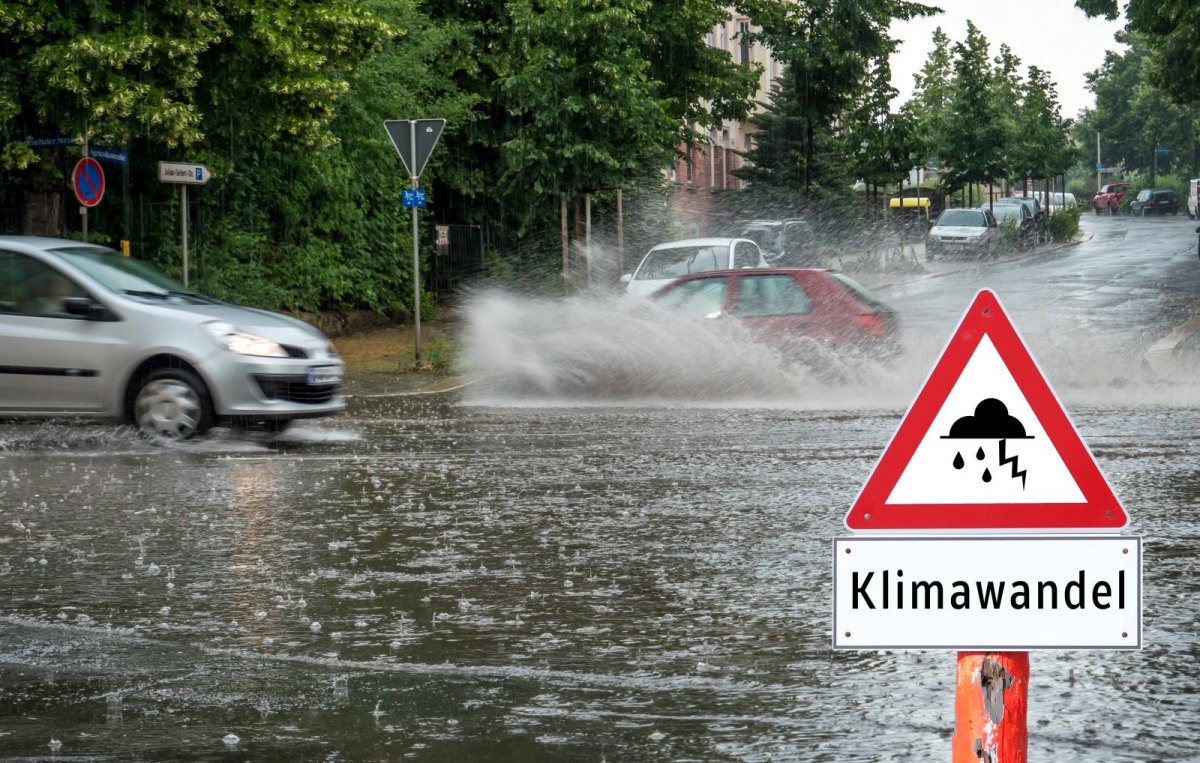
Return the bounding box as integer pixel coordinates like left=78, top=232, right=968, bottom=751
left=886, top=336, right=1086, bottom=505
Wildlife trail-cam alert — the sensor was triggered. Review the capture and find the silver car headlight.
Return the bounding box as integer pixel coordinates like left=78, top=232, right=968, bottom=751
left=202, top=321, right=288, bottom=358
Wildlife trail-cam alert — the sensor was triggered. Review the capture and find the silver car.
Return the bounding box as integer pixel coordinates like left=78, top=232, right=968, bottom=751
left=926, top=208, right=1000, bottom=260
left=0, top=236, right=344, bottom=439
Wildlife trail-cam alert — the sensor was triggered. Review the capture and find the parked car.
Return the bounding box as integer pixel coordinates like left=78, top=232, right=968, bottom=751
left=926, top=208, right=1000, bottom=260
left=651, top=268, right=900, bottom=358
left=1047, top=192, right=1078, bottom=213
left=996, top=197, right=1045, bottom=244
left=725, top=219, right=816, bottom=266
left=1129, top=188, right=1180, bottom=216
left=984, top=203, right=1036, bottom=250
left=0, top=236, right=345, bottom=440
left=1093, top=182, right=1130, bottom=215
left=622, top=237, right=765, bottom=297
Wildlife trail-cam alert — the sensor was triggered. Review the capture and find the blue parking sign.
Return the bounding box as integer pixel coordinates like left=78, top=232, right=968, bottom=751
left=402, top=188, right=427, bottom=208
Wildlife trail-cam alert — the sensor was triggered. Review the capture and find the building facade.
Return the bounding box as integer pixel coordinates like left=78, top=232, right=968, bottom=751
left=667, top=14, right=781, bottom=235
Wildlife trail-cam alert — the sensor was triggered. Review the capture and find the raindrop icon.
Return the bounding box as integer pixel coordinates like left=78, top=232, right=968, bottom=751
left=976, top=447, right=985, bottom=460
left=982, top=468, right=992, bottom=483
left=953, top=452, right=965, bottom=470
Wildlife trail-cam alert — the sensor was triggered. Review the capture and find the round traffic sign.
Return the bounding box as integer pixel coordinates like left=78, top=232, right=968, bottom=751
left=72, top=157, right=106, bottom=207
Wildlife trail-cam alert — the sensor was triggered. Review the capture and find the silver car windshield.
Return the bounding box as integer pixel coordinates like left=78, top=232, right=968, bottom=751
left=52, top=247, right=217, bottom=304
left=937, top=210, right=986, bottom=227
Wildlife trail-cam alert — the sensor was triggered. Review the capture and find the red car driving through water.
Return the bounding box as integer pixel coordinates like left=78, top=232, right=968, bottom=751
left=651, top=268, right=901, bottom=360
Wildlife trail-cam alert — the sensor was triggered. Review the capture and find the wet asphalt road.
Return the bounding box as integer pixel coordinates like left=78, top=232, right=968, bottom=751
left=0, top=214, right=1198, bottom=761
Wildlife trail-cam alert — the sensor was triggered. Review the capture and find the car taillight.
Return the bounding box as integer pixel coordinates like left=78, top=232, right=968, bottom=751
left=857, top=314, right=887, bottom=337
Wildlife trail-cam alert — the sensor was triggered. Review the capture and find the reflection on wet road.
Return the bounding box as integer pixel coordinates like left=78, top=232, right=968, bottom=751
left=1, top=387, right=1198, bottom=760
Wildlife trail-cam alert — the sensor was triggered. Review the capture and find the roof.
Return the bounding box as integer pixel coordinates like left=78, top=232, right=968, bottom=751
left=649, top=237, right=748, bottom=249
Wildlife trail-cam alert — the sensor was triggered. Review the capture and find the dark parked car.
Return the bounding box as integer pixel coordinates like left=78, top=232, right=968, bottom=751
left=995, top=197, right=1045, bottom=245
left=726, top=219, right=817, bottom=266
left=1129, top=188, right=1180, bottom=216
left=983, top=202, right=1036, bottom=250
left=651, top=268, right=900, bottom=358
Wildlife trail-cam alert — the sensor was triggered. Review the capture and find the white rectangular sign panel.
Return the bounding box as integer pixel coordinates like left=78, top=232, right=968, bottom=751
left=158, top=161, right=211, bottom=185
left=833, top=536, right=1141, bottom=650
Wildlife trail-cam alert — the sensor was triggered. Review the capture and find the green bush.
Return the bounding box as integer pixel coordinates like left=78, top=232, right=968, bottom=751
left=996, top=219, right=1022, bottom=251
left=1047, top=206, right=1081, bottom=241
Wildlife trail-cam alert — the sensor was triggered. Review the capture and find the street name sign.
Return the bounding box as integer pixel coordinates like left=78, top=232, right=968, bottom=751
left=844, top=289, right=1128, bottom=532
left=72, top=157, right=105, bottom=207
left=91, top=146, right=128, bottom=165
left=158, top=161, right=212, bottom=185
left=833, top=536, right=1141, bottom=649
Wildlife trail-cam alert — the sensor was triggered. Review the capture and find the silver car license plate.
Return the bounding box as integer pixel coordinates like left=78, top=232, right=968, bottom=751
left=306, top=366, right=342, bottom=386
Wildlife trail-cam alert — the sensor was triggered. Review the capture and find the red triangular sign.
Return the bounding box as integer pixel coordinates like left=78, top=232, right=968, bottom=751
left=845, top=289, right=1128, bottom=532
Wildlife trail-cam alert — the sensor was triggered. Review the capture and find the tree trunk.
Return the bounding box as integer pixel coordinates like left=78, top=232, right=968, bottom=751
left=23, top=191, right=65, bottom=236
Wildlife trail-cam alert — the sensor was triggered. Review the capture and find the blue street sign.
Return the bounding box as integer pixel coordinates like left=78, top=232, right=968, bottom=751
left=25, top=135, right=77, bottom=149
left=1095, top=162, right=1103, bottom=171
left=401, top=188, right=427, bottom=208
left=90, top=146, right=128, bottom=165
left=1156, top=147, right=1172, bottom=153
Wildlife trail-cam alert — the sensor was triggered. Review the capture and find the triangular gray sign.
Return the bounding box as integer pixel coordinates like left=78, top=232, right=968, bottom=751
left=384, top=118, right=446, bottom=179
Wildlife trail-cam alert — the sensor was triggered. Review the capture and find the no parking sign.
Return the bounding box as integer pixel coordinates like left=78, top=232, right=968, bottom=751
left=72, top=157, right=105, bottom=207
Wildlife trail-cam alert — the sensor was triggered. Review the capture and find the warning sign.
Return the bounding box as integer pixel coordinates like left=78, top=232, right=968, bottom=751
left=844, top=289, right=1128, bottom=532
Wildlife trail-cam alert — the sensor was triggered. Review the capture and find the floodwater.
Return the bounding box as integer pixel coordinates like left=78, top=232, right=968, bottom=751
left=1, top=397, right=1197, bottom=760
left=2, top=220, right=1200, bottom=760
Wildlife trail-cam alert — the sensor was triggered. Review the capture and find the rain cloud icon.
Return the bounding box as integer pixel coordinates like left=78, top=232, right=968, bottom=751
left=941, top=398, right=1033, bottom=487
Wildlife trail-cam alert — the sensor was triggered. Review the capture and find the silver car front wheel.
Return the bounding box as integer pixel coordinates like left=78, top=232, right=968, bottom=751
left=133, top=369, right=212, bottom=440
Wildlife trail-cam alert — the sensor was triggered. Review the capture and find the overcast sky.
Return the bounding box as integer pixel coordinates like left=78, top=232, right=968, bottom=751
left=888, top=1, right=1128, bottom=119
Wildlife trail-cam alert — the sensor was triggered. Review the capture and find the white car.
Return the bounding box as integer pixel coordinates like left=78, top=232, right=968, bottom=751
left=621, top=237, right=765, bottom=297
left=0, top=236, right=344, bottom=440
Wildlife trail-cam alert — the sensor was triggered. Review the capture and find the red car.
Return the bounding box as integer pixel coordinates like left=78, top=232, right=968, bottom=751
left=1093, top=182, right=1129, bottom=215
left=651, top=268, right=900, bottom=360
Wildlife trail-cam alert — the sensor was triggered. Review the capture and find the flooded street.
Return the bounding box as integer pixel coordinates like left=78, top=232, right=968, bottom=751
left=2, top=217, right=1200, bottom=761
left=2, top=397, right=1198, bottom=761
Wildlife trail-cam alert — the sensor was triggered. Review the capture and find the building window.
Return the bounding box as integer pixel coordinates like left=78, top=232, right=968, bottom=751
left=738, top=21, right=751, bottom=65
left=718, top=23, right=727, bottom=51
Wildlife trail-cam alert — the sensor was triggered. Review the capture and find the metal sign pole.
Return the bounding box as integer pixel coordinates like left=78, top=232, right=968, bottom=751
left=81, top=141, right=89, bottom=242
left=181, top=185, right=189, bottom=287
left=410, top=121, right=422, bottom=367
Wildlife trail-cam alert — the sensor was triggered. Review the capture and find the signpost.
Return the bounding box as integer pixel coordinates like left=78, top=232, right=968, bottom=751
left=835, top=289, right=1140, bottom=762
left=157, top=161, right=212, bottom=286
left=384, top=118, right=445, bottom=366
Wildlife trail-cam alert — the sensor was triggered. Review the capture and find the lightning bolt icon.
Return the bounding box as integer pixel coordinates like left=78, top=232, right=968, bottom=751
left=998, top=438, right=1027, bottom=489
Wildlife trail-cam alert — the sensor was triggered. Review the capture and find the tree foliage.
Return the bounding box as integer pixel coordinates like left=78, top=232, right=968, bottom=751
left=1075, top=0, right=1200, bottom=107
left=1075, top=31, right=1194, bottom=180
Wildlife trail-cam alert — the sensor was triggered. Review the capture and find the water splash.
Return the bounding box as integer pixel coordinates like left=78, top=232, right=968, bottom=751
left=458, top=290, right=916, bottom=408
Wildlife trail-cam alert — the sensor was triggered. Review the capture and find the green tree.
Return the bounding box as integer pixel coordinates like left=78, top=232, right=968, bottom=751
left=904, top=26, right=953, bottom=171
left=738, top=0, right=938, bottom=196
left=1010, top=66, right=1074, bottom=193
left=1076, top=0, right=1200, bottom=107
left=940, top=21, right=1008, bottom=204
left=1079, top=32, right=1193, bottom=179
